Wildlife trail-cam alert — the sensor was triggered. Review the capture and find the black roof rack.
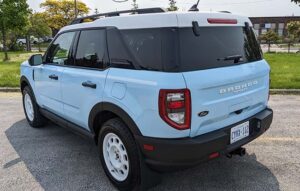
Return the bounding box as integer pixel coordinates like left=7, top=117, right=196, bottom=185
left=219, top=11, right=232, bottom=14
left=70, top=7, right=166, bottom=25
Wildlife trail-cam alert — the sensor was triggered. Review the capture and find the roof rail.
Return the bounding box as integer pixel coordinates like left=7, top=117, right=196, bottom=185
left=70, top=7, right=166, bottom=25
left=219, top=11, right=232, bottom=14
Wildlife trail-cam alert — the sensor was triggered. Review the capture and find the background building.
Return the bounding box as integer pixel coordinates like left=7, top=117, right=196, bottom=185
left=250, top=16, right=300, bottom=37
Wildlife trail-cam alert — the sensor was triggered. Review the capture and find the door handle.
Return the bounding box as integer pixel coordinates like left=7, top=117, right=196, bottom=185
left=49, top=74, right=58, bottom=80
left=82, top=81, right=97, bottom=89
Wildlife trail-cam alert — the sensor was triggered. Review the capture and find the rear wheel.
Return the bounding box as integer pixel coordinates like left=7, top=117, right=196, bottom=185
left=22, top=86, right=47, bottom=128
left=99, top=118, right=141, bottom=191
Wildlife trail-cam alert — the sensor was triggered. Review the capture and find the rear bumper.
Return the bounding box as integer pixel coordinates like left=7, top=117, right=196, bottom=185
left=136, top=108, right=273, bottom=171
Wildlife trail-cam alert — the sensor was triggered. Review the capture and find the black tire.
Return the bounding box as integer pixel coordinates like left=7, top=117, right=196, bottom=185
left=98, top=118, right=141, bottom=191
left=22, top=86, right=47, bottom=128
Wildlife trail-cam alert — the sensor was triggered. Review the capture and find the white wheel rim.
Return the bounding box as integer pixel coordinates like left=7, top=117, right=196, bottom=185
left=103, top=133, right=129, bottom=181
left=24, top=93, right=34, bottom=121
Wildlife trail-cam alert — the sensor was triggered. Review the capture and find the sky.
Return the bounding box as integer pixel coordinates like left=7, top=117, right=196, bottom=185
left=28, top=0, right=300, bottom=17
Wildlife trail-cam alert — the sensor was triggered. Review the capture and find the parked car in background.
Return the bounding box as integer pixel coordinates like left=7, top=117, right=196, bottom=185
left=16, top=38, right=27, bottom=45
left=42, top=36, right=54, bottom=43
left=17, top=37, right=43, bottom=45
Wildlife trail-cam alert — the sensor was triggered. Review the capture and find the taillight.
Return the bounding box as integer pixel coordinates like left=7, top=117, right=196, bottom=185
left=159, top=89, right=191, bottom=130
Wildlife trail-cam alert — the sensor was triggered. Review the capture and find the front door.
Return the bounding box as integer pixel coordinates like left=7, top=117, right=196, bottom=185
left=34, top=31, right=76, bottom=116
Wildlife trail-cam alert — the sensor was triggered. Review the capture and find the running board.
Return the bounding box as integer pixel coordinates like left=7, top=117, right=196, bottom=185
left=40, top=108, right=95, bottom=142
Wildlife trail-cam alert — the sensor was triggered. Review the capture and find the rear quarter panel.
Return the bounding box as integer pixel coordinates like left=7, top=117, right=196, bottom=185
left=104, top=68, right=189, bottom=138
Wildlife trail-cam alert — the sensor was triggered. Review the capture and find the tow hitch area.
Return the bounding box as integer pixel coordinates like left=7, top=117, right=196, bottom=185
left=226, top=147, right=246, bottom=158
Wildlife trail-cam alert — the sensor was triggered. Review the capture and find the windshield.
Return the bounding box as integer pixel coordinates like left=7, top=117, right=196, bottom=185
left=117, top=26, right=262, bottom=72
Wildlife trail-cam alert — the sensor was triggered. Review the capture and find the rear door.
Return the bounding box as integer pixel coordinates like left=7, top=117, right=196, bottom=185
left=179, top=26, right=270, bottom=137
left=61, top=29, right=109, bottom=130
left=35, top=32, right=76, bottom=115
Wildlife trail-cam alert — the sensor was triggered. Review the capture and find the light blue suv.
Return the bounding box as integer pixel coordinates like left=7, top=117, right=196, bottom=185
left=20, top=8, right=273, bottom=191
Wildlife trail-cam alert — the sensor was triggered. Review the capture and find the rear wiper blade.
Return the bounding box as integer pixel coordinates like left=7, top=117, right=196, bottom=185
left=217, top=55, right=243, bottom=63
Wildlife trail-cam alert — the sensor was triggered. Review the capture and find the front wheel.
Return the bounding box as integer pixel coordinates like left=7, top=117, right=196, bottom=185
left=22, top=86, right=47, bottom=128
left=99, top=118, right=141, bottom=191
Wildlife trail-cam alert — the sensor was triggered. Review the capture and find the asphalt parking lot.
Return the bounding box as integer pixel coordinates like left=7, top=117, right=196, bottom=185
left=0, top=93, right=299, bottom=191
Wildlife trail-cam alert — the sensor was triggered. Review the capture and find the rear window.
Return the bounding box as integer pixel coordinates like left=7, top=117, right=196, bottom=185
left=118, top=26, right=262, bottom=72
left=178, top=26, right=262, bottom=72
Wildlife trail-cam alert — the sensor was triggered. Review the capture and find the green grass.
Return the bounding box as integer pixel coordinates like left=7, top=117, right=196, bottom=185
left=0, top=51, right=300, bottom=88
left=265, top=53, right=300, bottom=89
left=0, top=52, right=37, bottom=87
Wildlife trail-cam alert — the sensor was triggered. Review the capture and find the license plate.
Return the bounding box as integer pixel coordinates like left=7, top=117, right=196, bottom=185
left=230, top=121, right=249, bottom=144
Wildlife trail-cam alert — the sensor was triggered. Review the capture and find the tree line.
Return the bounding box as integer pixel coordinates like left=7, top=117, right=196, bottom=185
left=1, top=0, right=299, bottom=60
left=260, top=22, right=300, bottom=53
left=0, top=0, right=89, bottom=61
left=0, top=0, right=179, bottom=61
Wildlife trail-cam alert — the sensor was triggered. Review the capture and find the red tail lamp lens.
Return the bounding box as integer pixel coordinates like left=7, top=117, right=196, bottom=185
left=159, top=89, right=191, bottom=130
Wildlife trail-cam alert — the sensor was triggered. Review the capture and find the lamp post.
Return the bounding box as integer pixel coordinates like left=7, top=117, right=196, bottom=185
left=74, top=0, right=78, bottom=18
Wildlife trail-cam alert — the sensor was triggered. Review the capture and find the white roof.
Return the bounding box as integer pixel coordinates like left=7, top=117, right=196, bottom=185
left=60, top=11, right=251, bottom=33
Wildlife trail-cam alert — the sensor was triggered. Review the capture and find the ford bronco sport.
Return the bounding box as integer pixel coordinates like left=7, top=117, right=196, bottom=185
left=20, top=7, right=273, bottom=191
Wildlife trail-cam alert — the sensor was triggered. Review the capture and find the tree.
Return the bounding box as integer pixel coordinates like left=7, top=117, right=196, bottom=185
left=168, top=0, right=178, bottom=11
left=132, top=0, right=138, bottom=11
left=260, top=30, right=280, bottom=53
left=283, top=35, right=296, bottom=53
left=28, top=13, right=52, bottom=52
left=286, top=21, right=300, bottom=53
left=40, top=0, right=89, bottom=35
left=291, top=0, right=300, bottom=5
left=0, top=0, right=30, bottom=61
left=287, top=21, right=300, bottom=38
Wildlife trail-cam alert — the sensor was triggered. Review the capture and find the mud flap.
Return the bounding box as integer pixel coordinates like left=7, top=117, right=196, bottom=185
left=136, top=151, right=162, bottom=191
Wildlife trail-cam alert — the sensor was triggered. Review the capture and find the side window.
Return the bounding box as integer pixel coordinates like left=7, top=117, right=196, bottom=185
left=121, top=29, right=163, bottom=70
left=73, top=30, right=107, bottom=69
left=106, top=27, right=135, bottom=69
left=45, top=32, right=75, bottom=65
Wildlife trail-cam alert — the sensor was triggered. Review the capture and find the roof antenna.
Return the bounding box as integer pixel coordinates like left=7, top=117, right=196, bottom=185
left=189, top=0, right=200, bottom=12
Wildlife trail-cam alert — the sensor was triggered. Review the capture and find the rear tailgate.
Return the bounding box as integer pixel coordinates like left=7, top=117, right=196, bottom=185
left=183, top=60, right=270, bottom=137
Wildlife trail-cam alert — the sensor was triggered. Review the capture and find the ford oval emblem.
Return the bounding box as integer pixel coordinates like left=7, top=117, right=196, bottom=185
left=198, top=111, right=209, bottom=117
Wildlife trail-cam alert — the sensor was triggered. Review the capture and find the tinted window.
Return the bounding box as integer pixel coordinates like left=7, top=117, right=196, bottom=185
left=121, top=28, right=178, bottom=71
left=178, top=27, right=262, bottom=71
left=45, top=32, right=75, bottom=65
left=118, top=27, right=262, bottom=72
left=73, top=30, right=107, bottom=69
left=106, top=28, right=136, bottom=69
left=122, top=29, right=162, bottom=70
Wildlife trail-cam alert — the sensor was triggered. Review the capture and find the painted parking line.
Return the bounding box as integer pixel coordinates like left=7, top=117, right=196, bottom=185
left=257, top=137, right=300, bottom=142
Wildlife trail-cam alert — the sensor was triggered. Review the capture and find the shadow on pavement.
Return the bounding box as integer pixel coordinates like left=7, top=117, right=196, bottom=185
left=5, top=119, right=280, bottom=191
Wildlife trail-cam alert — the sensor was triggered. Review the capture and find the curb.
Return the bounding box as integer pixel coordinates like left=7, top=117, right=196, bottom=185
left=0, top=87, right=20, bottom=92
left=1, top=87, right=300, bottom=95
left=270, top=89, right=300, bottom=95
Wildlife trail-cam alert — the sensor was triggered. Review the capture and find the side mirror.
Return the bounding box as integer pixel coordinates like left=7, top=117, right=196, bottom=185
left=28, top=54, right=43, bottom=66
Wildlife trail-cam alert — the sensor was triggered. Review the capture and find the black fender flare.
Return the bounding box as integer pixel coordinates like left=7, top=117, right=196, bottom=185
left=20, top=76, right=40, bottom=108
left=88, top=102, right=142, bottom=136
left=20, top=76, right=36, bottom=101
left=20, top=76, right=32, bottom=92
